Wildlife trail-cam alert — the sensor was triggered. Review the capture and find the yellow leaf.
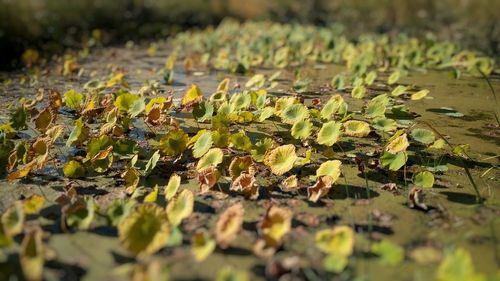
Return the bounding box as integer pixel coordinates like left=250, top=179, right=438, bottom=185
left=166, top=189, right=194, bottom=226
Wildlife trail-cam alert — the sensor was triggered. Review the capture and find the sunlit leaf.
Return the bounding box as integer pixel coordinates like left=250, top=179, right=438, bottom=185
left=315, top=226, right=354, bottom=257
left=164, top=173, right=181, bottom=201
left=351, top=85, right=366, bottom=99
left=258, top=205, right=292, bottom=247
left=198, top=166, right=220, bottom=194
left=380, top=151, right=407, bottom=171
left=317, top=121, right=342, bottom=146
left=144, top=185, right=159, bottom=203
left=166, top=189, right=194, bottom=226
left=230, top=172, right=259, bottom=199
left=343, top=120, right=370, bottom=137
left=182, top=84, right=203, bottom=106
left=196, top=148, right=224, bottom=171
left=193, top=131, right=213, bottom=158
left=264, top=144, right=297, bottom=175
left=291, top=119, right=313, bottom=140
left=63, top=160, right=85, bottom=179
left=63, top=89, right=84, bottom=110
left=23, top=194, right=45, bottom=215
left=413, top=171, right=435, bottom=188
left=229, top=155, right=256, bottom=180
left=436, top=248, right=485, bottom=281
left=410, top=128, right=435, bottom=145
left=411, top=89, right=429, bottom=100
left=385, top=133, right=409, bottom=154
left=308, top=175, right=334, bottom=202
left=280, top=103, right=309, bottom=124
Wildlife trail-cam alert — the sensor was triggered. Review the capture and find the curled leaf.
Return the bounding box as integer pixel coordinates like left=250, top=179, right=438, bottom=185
left=215, top=203, right=244, bottom=249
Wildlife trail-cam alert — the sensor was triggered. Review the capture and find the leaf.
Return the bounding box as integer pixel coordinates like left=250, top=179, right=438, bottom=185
left=144, top=150, right=161, bottom=175
left=192, top=131, right=213, bottom=158
left=391, top=85, right=409, bottom=97
left=258, top=206, right=292, bottom=247
left=63, top=197, right=97, bottom=230
left=106, top=199, right=135, bottom=226
left=198, top=166, right=220, bottom=194
left=387, top=70, right=401, bottom=85
left=323, top=254, right=349, bottom=273
left=66, top=117, right=87, bottom=147
left=279, top=175, right=299, bottom=192
left=385, top=133, right=409, bottom=154
left=372, top=118, right=397, bottom=132
left=308, top=175, right=334, bottom=202
left=182, top=84, right=203, bottom=106
left=215, top=203, right=244, bottom=249
left=264, top=144, right=297, bottom=175
left=160, top=129, right=189, bottom=157
left=351, top=85, right=366, bottom=99
left=229, top=131, right=252, bottom=152
left=63, top=160, right=85, bottom=179
left=118, top=204, right=170, bottom=257
left=436, top=248, right=485, bottom=281
left=245, top=74, right=265, bottom=88
left=230, top=172, right=259, bottom=199
left=413, top=171, right=435, bottom=188
left=123, top=167, right=141, bottom=194
left=410, top=128, right=435, bottom=145
left=251, top=138, right=274, bottom=162
left=10, top=107, right=28, bottom=130
left=191, top=230, right=216, bottom=262
left=63, top=89, right=84, bottom=109
left=343, top=120, right=370, bottom=137
left=129, top=97, right=145, bottom=118
left=411, top=89, right=429, bottom=100
left=144, top=185, right=159, bottom=203
left=380, top=151, right=407, bottom=171
left=317, top=121, right=342, bottom=146
left=1, top=201, right=25, bottom=237
left=164, top=173, right=181, bottom=201
left=114, top=93, right=139, bottom=112
left=23, top=194, right=45, bottom=215
left=291, top=119, right=313, bottom=140
left=34, top=108, right=54, bottom=133
left=315, top=226, right=354, bottom=257
left=193, top=100, right=214, bottom=122
left=166, top=189, right=194, bottom=226
left=316, top=160, right=342, bottom=181
left=196, top=148, right=224, bottom=171
left=365, top=100, right=386, bottom=119
left=228, top=155, right=255, bottom=180
left=20, top=228, right=44, bottom=281
left=371, top=239, right=405, bottom=266
left=216, top=266, right=249, bottom=281
left=280, top=103, right=309, bottom=124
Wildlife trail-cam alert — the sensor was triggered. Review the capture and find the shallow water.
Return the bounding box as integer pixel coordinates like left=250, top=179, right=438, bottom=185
left=0, top=44, right=499, bottom=281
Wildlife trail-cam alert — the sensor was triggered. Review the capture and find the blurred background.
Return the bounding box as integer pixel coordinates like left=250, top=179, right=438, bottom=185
left=1, top=0, right=499, bottom=69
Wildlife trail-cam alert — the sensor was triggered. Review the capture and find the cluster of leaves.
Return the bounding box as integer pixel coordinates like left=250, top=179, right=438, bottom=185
left=0, top=21, right=495, bottom=281
left=172, top=20, right=495, bottom=77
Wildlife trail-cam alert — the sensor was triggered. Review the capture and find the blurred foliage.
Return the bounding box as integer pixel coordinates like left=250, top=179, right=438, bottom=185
left=1, top=0, right=499, bottom=68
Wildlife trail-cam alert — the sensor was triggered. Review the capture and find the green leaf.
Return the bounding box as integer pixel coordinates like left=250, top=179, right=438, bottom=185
left=144, top=150, right=161, bottom=175
left=129, top=97, right=145, bottom=118
left=413, top=171, right=435, bottom=188
left=10, top=107, right=28, bottom=130
left=193, top=100, right=214, bottom=122
left=63, top=89, right=84, bottom=109
left=63, top=160, right=85, bottom=178
left=192, top=131, right=213, bottom=158
left=351, top=85, right=366, bottom=99
left=411, top=128, right=435, bottom=145
left=371, top=239, right=405, bottom=266
left=114, top=92, right=139, bottom=112
left=380, top=151, right=407, bottom=171
left=436, top=248, right=485, bottom=281
left=317, top=121, right=342, bottom=146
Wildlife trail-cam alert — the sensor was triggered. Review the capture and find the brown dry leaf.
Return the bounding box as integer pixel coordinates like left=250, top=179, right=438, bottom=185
left=228, top=155, right=256, bottom=180
left=215, top=203, right=244, bottom=249
left=258, top=205, right=293, bottom=248
left=49, top=89, right=63, bottom=110
left=307, top=175, right=334, bottom=202
left=198, top=166, right=220, bottom=194
left=230, top=172, right=259, bottom=200
left=34, top=108, right=54, bottom=133
left=146, top=103, right=166, bottom=126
